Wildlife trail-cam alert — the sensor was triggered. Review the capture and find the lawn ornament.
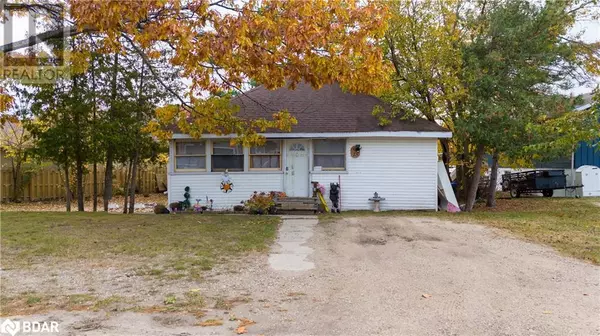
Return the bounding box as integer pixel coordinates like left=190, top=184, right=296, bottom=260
left=329, top=183, right=341, bottom=213
left=194, top=199, right=204, bottom=213
left=350, top=144, right=361, bottom=158
left=316, top=183, right=330, bottom=212
left=220, top=170, right=234, bottom=193
left=182, top=186, right=191, bottom=209
left=368, top=192, right=385, bottom=212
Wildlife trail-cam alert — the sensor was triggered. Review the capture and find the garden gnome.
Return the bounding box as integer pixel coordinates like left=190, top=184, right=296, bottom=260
left=329, top=183, right=341, bottom=213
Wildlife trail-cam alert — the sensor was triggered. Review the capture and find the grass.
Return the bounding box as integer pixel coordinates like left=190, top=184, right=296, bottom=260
left=0, top=212, right=279, bottom=274
left=320, top=197, right=600, bottom=264
left=0, top=212, right=276, bottom=317
left=0, top=291, right=203, bottom=317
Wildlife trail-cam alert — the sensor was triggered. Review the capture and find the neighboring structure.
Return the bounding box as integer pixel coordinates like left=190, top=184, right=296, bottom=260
left=535, top=93, right=599, bottom=169
left=167, top=82, right=451, bottom=211
left=488, top=93, right=600, bottom=196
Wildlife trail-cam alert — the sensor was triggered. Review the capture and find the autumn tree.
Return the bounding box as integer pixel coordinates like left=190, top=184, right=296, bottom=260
left=380, top=0, right=599, bottom=211
left=458, top=0, right=599, bottom=210
left=379, top=0, right=464, bottom=171
left=0, top=112, right=35, bottom=202
left=3, top=0, right=390, bottom=144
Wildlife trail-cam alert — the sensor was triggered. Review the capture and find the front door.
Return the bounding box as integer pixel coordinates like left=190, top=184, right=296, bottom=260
left=285, top=140, right=310, bottom=197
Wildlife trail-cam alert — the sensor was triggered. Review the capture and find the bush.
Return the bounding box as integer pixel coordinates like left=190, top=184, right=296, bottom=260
left=169, top=202, right=183, bottom=212
left=245, top=191, right=276, bottom=214
left=154, top=204, right=170, bottom=214
left=269, top=191, right=286, bottom=199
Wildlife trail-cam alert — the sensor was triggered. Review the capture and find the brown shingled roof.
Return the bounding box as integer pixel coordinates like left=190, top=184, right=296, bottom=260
left=230, top=82, right=448, bottom=133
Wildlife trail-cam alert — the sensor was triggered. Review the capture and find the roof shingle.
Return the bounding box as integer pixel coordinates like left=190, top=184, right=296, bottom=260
left=231, top=82, right=448, bottom=133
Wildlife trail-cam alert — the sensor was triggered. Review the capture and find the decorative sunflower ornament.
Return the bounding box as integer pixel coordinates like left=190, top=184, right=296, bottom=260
left=220, top=170, right=234, bottom=193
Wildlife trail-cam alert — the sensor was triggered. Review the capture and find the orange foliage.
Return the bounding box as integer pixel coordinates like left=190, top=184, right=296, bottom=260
left=67, top=0, right=391, bottom=143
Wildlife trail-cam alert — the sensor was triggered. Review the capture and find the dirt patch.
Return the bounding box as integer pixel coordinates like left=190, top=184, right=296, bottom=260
left=70, top=318, right=106, bottom=332
left=357, top=235, right=387, bottom=245
left=3, top=215, right=599, bottom=336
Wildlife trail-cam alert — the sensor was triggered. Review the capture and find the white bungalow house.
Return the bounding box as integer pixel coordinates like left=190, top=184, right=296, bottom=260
left=167, top=82, right=451, bottom=211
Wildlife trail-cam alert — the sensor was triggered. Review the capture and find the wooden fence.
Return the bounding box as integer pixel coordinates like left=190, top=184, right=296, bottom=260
left=0, top=166, right=167, bottom=202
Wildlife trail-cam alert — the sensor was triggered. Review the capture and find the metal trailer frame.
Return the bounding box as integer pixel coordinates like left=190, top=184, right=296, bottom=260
left=500, top=169, right=574, bottom=198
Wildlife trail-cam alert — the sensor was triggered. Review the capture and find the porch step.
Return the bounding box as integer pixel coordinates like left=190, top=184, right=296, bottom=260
left=275, top=197, right=318, bottom=212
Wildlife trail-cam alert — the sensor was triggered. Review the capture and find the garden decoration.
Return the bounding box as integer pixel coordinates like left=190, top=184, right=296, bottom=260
left=220, top=170, right=234, bottom=193
left=368, top=192, right=385, bottom=212
left=329, top=183, right=341, bottom=213
left=316, top=183, right=330, bottom=212
left=182, top=186, right=192, bottom=210
left=350, top=144, right=361, bottom=158
left=193, top=199, right=204, bottom=213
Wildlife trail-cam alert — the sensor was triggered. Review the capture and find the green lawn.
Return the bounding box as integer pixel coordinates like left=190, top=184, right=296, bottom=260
left=321, top=197, right=600, bottom=264
left=1, top=212, right=279, bottom=273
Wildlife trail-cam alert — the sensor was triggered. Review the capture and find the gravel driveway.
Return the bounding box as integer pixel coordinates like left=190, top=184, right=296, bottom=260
left=7, top=216, right=600, bottom=335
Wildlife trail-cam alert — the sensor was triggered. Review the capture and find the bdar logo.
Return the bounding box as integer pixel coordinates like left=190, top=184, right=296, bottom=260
left=0, top=319, right=20, bottom=336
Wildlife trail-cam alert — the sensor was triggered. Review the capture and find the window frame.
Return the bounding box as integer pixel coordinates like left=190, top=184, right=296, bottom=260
left=249, top=140, right=282, bottom=171
left=312, top=139, right=346, bottom=171
left=211, top=140, right=245, bottom=172
left=174, top=140, right=207, bottom=172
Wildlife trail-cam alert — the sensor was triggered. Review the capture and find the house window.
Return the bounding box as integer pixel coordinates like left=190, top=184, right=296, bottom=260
left=250, top=140, right=281, bottom=170
left=212, top=140, right=244, bottom=171
left=175, top=141, right=206, bottom=170
left=313, top=139, right=346, bottom=170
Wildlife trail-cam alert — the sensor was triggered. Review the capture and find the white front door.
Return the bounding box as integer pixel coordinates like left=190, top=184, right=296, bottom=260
left=285, top=140, right=310, bottom=197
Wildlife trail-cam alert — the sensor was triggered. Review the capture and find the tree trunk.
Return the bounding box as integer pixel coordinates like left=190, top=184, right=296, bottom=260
left=439, top=138, right=451, bottom=177
left=454, top=140, right=469, bottom=205
left=128, top=153, right=139, bottom=214
left=103, top=52, right=119, bottom=212
left=11, top=160, right=22, bottom=202
left=123, top=160, right=132, bottom=214
left=465, top=143, right=486, bottom=212
left=76, top=156, right=84, bottom=211
left=64, top=165, right=71, bottom=212
left=91, top=52, right=98, bottom=212
left=128, top=59, right=144, bottom=214
left=486, top=152, right=499, bottom=208
left=93, top=162, right=98, bottom=211
left=103, top=152, right=113, bottom=211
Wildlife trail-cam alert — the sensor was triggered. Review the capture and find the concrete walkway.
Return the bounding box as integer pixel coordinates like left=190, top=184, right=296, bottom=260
left=268, top=215, right=318, bottom=271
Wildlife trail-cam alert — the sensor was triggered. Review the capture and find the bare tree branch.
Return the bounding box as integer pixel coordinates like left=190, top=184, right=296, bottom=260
left=1, top=26, right=94, bottom=53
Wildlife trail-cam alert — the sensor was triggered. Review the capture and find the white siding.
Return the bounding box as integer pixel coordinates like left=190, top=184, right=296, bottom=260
left=168, top=138, right=439, bottom=210
left=168, top=139, right=284, bottom=209
left=312, top=138, right=438, bottom=211
left=168, top=172, right=283, bottom=209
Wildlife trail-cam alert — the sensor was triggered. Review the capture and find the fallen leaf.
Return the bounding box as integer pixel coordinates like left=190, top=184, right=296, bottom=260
left=236, top=326, right=247, bottom=334
left=198, top=319, right=223, bottom=327
left=422, top=294, right=432, bottom=298
left=238, top=318, right=256, bottom=327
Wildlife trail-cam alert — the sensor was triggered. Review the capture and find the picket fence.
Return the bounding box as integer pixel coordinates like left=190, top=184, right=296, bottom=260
left=0, top=166, right=167, bottom=202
